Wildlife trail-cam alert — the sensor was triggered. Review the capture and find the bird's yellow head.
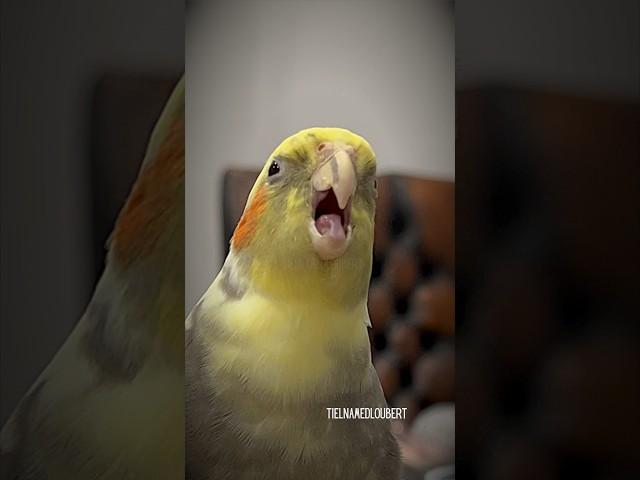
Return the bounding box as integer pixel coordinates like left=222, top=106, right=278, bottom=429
left=230, top=127, right=377, bottom=309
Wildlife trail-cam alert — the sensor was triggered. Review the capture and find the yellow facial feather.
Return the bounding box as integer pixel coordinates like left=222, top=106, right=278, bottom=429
left=206, top=127, right=378, bottom=399
left=233, top=127, right=377, bottom=306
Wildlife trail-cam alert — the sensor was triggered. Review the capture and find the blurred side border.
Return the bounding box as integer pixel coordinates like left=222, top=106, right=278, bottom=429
left=456, top=1, right=639, bottom=478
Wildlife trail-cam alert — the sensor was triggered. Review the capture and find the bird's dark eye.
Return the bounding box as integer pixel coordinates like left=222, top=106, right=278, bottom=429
left=373, top=179, right=378, bottom=189
left=268, top=160, right=280, bottom=177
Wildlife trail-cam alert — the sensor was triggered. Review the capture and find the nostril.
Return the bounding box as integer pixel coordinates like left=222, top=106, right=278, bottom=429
left=317, top=142, right=327, bottom=152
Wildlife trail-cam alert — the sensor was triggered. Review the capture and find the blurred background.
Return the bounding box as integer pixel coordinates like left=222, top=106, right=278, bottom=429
left=456, top=1, right=639, bottom=479
left=0, top=0, right=182, bottom=426
left=187, top=1, right=456, bottom=478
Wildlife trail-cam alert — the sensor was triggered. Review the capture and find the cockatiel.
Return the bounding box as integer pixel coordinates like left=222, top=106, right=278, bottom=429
left=186, top=128, right=400, bottom=480
left=0, top=77, right=185, bottom=479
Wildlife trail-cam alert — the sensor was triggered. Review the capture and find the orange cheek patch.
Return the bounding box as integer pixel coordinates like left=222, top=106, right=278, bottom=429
left=111, top=114, right=185, bottom=266
left=231, top=185, right=267, bottom=250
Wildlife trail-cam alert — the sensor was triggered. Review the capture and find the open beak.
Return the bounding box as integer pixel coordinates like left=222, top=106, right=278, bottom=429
left=308, top=145, right=357, bottom=260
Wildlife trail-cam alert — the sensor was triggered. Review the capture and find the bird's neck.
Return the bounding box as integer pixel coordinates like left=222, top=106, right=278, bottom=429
left=230, top=247, right=371, bottom=311
left=204, top=287, right=372, bottom=403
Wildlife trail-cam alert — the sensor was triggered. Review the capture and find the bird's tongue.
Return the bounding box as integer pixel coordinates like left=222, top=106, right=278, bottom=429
left=315, top=214, right=345, bottom=241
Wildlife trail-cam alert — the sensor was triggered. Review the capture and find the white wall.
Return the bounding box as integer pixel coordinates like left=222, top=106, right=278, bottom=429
left=186, top=0, right=455, bottom=309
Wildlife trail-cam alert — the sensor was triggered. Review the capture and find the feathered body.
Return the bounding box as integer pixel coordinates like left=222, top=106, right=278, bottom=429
left=1, top=78, right=185, bottom=479
left=186, top=128, right=400, bottom=479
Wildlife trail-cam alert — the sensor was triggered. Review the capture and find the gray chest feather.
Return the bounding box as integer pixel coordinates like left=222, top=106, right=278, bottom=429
left=185, top=330, right=400, bottom=480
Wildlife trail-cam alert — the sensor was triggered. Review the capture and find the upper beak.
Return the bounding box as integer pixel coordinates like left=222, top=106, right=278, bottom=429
left=311, top=146, right=356, bottom=208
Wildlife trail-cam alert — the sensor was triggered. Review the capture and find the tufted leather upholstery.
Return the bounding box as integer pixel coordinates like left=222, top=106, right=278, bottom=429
left=223, top=171, right=455, bottom=428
